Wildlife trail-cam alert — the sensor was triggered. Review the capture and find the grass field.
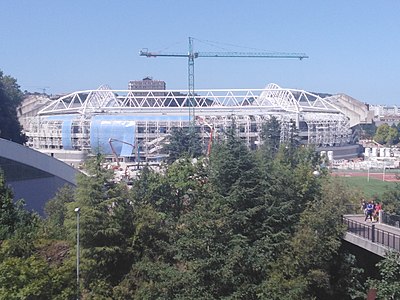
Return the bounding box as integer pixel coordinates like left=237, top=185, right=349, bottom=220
left=339, top=176, right=398, bottom=199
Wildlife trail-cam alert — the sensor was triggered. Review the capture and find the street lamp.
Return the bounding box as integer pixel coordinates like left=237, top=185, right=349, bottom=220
left=74, top=207, right=80, bottom=300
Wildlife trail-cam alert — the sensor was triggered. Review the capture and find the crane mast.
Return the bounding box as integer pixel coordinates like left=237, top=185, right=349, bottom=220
left=140, top=37, right=309, bottom=122
left=188, top=37, right=195, bottom=121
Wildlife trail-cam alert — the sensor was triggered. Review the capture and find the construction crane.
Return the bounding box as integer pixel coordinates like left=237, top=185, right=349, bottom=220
left=139, top=37, right=309, bottom=121
left=39, top=86, right=50, bottom=94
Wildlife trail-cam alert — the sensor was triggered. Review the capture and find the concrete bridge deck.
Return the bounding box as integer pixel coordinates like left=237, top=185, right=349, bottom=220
left=343, top=214, right=400, bottom=257
left=0, top=138, right=79, bottom=213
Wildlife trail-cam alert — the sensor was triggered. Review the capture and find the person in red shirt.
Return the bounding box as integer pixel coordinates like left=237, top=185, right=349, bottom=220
left=374, top=202, right=382, bottom=222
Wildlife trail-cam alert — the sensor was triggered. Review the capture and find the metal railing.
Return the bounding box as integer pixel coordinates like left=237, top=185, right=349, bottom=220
left=342, top=216, right=400, bottom=252
left=381, top=211, right=400, bottom=228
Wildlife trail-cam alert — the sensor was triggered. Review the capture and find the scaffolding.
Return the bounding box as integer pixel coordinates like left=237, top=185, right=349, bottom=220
left=25, top=83, right=353, bottom=165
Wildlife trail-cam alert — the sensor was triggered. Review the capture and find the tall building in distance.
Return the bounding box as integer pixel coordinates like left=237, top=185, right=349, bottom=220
left=128, top=77, right=166, bottom=96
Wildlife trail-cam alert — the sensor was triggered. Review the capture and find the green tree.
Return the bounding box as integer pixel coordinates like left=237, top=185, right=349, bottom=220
left=0, top=255, right=52, bottom=299
left=387, top=124, right=399, bottom=145
left=164, top=127, right=203, bottom=164
left=209, top=123, right=252, bottom=196
left=130, top=165, right=179, bottom=221
left=44, top=185, right=75, bottom=239
left=0, top=170, right=18, bottom=240
left=165, top=126, right=270, bottom=299
left=113, top=159, right=210, bottom=299
left=379, top=185, right=400, bottom=214
left=0, top=70, right=26, bottom=144
left=65, top=155, right=135, bottom=297
left=373, top=123, right=399, bottom=145
left=0, top=169, right=39, bottom=257
left=374, top=123, right=389, bottom=144
left=173, top=191, right=239, bottom=299
left=368, top=252, right=400, bottom=300
left=0, top=170, right=74, bottom=299
left=260, top=116, right=281, bottom=158
left=261, top=178, right=362, bottom=300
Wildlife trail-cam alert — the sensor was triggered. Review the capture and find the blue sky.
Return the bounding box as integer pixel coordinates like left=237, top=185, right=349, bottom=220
left=1, top=0, right=399, bottom=105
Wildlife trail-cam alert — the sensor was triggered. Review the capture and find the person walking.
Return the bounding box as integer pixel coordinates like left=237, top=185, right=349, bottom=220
left=365, top=201, right=374, bottom=222
left=374, top=202, right=382, bottom=222
left=361, top=199, right=367, bottom=215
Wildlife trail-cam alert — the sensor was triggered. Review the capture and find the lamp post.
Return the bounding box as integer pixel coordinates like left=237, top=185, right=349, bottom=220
left=74, top=207, right=80, bottom=300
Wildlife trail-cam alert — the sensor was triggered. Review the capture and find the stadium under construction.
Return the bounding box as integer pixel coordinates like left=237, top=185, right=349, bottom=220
left=23, top=83, right=363, bottom=166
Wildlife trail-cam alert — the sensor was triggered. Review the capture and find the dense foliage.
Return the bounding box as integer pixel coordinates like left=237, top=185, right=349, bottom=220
left=373, top=123, right=400, bottom=145
left=367, top=252, right=400, bottom=300
left=0, top=70, right=26, bottom=144
left=163, top=127, right=203, bottom=163
left=359, top=122, right=400, bottom=145
left=2, top=118, right=399, bottom=299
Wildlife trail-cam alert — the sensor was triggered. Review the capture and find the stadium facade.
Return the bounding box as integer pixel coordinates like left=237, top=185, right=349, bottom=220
left=23, top=83, right=360, bottom=166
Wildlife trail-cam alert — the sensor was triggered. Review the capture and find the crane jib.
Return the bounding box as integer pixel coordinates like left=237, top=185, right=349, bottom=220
left=139, top=51, right=308, bottom=60
left=139, top=38, right=308, bottom=124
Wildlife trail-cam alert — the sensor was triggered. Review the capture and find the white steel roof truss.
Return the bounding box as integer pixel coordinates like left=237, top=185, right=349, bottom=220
left=39, top=84, right=347, bottom=118
left=159, top=96, right=169, bottom=108
left=221, top=92, right=233, bottom=106
left=138, top=96, right=148, bottom=107
left=130, top=95, right=142, bottom=108
left=196, top=96, right=209, bottom=107
left=193, top=96, right=201, bottom=107
left=152, top=96, right=163, bottom=108
left=242, top=91, right=257, bottom=106
left=171, top=93, right=183, bottom=107
left=204, top=91, right=220, bottom=106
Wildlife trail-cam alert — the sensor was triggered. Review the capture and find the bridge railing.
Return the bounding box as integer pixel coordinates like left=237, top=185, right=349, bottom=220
left=381, top=211, right=400, bottom=228
left=342, top=216, right=400, bottom=252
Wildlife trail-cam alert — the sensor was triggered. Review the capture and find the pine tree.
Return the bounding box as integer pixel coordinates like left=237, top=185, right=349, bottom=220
left=44, top=185, right=75, bottom=239
left=0, top=169, right=38, bottom=254
left=0, top=71, right=26, bottom=144
left=260, top=116, right=281, bottom=159
left=164, top=127, right=203, bottom=164
left=180, top=124, right=270, bottom=298
left=261, top=178, right=362, bottom=300
left=65, top=155, right=135, bottom=295
left=0, top=170, right=17, bottom=240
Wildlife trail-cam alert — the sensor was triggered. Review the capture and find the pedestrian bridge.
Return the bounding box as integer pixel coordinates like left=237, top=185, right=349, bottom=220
left=343, top=214, right=400, bottom=257
left=0, top=138, right=79, bottom=213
